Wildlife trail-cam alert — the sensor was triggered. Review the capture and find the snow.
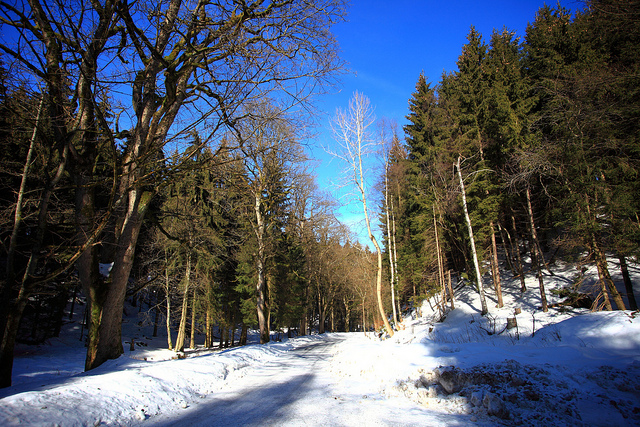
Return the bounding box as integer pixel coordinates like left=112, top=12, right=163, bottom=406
left=1, top=259, right=640, bottom=426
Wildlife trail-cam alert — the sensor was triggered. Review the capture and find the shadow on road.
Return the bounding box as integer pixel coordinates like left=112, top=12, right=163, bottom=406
left=153, top=372, right=315, bottom=426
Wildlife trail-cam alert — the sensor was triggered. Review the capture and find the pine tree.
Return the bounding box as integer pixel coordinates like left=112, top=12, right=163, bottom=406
left=401, top=75, right=447, bottom=300
left=525, top=2, right=639, bottom=310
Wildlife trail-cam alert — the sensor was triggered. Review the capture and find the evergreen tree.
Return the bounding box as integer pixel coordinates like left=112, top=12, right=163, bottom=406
left=401, top=75, right=445, bottom=301
left=525, top=1, right=639, bottom=310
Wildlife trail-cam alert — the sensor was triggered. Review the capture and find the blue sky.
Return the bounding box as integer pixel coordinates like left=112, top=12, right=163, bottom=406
left=310, top=0, right=570, bottom=246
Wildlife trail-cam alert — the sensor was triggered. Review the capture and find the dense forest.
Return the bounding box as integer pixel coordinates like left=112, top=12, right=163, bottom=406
left=393, top=0, right=639, bottom=318
left=0, top=0, right=638, bottom=391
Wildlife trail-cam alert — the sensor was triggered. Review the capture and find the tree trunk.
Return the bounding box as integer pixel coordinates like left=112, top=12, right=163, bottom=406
left=76, top=169, right=102, bottom=366
left=175, top=251, right=192, bottom=353
left=165, top=262, right=173, bottom=351
left=391, top=199, right=401, bottom=320
left=330, top=305, right=335, bottom=332
left=231, top=322, right=237, bottom=347
left=490, top=222, right=503, bottom=308
left=205, top=296, right=213, bottom=348
left=222, top=325, right=229, bottom=349
left=456, top=157, right=488, bottom=315
left=619, top=256, right=638, bottom=310
left=240, top=323, right=248, bottom=346
left=446, top=270, right=455, bottom=310
left=592, top=237, right=625, bottom=310
left=508, top=215, right=527, bottom=292
left=318, top=292, right=326, bottom=334
left=85, top=189, right=150, bottom=370
left=266, top=274, right=273, bottom=336
left=361, top=295, right=366, bottom=334
left=497, top=222, right=515, bottom=274
left=343, top=296, right=351, bottom=332
left=299, top=286, right=308, bottom=336
left=526, top=186, right=548, bottom=312
left=189, top=287, right=196, bottom=349
left=434, top=207, right=447, bottom=315
left=385, top=171, right=398, bottom=325
left=361, top=171, right=394, bottom=336
left=254, top=193, right=269, bottom=344
left=0, top=287, right=30, bottom=388
left=153, top=299, right=159, bottom=338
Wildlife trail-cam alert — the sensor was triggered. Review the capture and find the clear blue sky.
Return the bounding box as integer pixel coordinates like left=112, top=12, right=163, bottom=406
left=310, top=0, right=575, bottom=246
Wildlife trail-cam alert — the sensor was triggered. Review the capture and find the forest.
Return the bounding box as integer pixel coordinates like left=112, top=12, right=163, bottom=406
left=0, top=0, right=638, bottom=392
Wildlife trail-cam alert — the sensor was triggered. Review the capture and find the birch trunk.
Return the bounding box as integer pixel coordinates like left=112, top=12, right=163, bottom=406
left=385, top=175, right=398, bottom=325
left=360, top=153, right=394, bottom=336
left=490, top=222, right=504, bottom=307
left=391, top=199, right=401, bottom=318
left=456, top=157, right=488, bottom=315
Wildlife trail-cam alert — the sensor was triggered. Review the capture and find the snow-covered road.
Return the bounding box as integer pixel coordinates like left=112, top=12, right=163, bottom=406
left=4, top=258, right=639, bottom=426
left=144, top=335, right=461, bottom=426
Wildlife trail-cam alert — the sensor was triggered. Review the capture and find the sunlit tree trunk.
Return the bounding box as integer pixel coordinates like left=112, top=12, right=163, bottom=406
left=175, top=252, right=192, bottom=352
left=164, top=257, right=173, bottom=351
left=490, top=222, right=504, bottom=308
left=456, top=157, right=488, bottom=315
left=385, top=173, right=398, bottom=325
left=331, top=92, right=393, bottom=336
left=343, top=295, right=351, bottom=332
left=391, top=199, right=401, bottom=318
left=189, top=288, right=197, bottom=349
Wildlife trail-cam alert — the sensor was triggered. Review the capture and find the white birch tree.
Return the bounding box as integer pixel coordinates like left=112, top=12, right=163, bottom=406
left=330, top=92, right=394, bottom=337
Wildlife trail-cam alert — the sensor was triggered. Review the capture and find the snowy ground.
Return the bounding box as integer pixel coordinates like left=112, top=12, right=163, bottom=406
left=1, top=259, right=639, bottom=426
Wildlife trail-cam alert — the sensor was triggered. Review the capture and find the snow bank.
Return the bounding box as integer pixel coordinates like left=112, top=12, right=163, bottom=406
left=0, top=336, right=320, bottom=426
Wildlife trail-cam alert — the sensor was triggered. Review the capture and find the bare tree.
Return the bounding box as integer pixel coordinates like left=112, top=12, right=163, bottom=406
left=330, top=92, right=394, bottom=337
left=0, top=0, right=347, bottom=378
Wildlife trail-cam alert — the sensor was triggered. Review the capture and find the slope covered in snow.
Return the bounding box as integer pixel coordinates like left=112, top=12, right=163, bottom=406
left=1, top=260, right=639, bottom=426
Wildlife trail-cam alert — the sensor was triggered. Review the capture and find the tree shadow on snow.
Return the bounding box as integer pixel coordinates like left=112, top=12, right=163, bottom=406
left=151, top=372, right=316, bottom=426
